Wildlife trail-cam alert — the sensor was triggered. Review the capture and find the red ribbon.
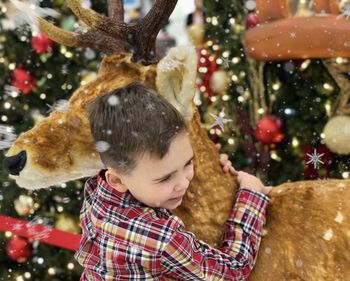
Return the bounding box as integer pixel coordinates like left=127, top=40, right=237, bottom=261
left=0, top=215, right=81, bottom=251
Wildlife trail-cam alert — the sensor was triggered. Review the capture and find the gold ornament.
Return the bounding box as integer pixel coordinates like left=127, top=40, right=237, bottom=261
left=323, top=115, right=350, bottom=154
left=14, top=195, right=35, bottom=216
left=55, top=214, right=80, bottom=234
left=210, top=70, right=229, bottom=94
left=187, top=23, right=205, bottom=47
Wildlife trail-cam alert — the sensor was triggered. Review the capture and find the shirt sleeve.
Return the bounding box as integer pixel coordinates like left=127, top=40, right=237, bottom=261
left=160, top=188, right=270, bottom=281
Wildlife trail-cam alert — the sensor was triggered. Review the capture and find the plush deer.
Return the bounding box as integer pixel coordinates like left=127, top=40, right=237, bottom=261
left=3, top=1, right=350, bottom=280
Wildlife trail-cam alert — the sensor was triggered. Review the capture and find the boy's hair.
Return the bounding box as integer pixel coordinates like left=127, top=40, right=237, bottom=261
left=87, top=82, right=187, bottom=175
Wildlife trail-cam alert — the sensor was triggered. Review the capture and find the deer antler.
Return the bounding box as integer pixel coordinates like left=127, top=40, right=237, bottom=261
left=108, top=0, right=124, bottom=21
left=35, top=0, right=178, bottom=64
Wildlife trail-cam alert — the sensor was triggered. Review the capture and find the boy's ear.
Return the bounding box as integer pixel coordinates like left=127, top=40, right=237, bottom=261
left=105, top=169, right=128, bottom=193
left=156, top=46, right=198, bottom=123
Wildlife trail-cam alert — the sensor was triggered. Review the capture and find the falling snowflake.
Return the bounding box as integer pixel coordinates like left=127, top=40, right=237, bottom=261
left=290, top=32, right=297, bottom=39
left=146, top=102, right=155, bottom=111
left=209, top=108, right=233, bottom=132
left=117, top=160, right=128, bottom=169
left=61, top=64, right=69, bottom=76
left=108, top=95, right=120, bottom=106
left=306, top=148, right=324, bottom=169
left=9, top=0, right=60, bottom=32
left=0, top=125, right=17, bottom=150
left=46, top=99, right=70, bottom=113
left=95, top=141, right=111, bottom=153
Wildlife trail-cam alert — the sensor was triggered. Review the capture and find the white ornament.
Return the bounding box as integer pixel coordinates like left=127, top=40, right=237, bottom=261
left=323, top=115, right=350, bottom=154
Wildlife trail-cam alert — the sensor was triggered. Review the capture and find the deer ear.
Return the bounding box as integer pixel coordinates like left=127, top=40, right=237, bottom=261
left=156, top=46, right=198, bottom=123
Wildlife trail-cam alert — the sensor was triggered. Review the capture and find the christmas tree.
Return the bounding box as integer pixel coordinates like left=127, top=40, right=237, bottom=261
left=197, top=0, right=350, bottom=186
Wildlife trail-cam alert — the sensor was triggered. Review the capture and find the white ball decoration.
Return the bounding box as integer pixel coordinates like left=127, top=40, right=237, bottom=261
left=323, top=115, right=350, bottom=154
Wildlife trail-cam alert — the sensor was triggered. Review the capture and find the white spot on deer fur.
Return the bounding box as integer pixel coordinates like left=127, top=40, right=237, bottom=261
left=108, top=95, right=120, bottom=106
left=295, top=259, right=303, bottom=268
left=95, top=141, right=110, bottom=153
left=265, top=247, right=272, bottom=254
left=335, top=212, right=344, bottom=223
left=323, top=229, right=333, bottom=241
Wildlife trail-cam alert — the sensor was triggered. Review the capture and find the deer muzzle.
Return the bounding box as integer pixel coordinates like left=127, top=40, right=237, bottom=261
left=3, top=151, right=27, bottom=175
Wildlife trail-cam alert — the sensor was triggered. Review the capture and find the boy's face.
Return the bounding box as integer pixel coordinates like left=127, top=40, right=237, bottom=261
left=107, top=130, right=194, bottom=210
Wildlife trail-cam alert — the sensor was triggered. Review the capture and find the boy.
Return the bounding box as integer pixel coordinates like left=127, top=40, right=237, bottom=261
left=74, top=82, right=270, bottom=280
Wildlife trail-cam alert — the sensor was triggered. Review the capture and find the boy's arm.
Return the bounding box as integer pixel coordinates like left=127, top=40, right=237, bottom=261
left=160, top=188, right=269, bottom=281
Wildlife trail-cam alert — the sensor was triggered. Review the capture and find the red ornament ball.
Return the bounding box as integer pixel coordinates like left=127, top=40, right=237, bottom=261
left=31, top=32, right=54, bottom=54
left=11, top=67, right=36, bottom=94
left=255, top=115, right=284, bottom=145
left=6, top=236, right=32, bottom=263
left=245, top=13, right=259, bottom=30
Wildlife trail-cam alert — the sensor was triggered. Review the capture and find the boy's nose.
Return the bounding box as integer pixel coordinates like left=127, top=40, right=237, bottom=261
left=174, top=178, right=190, bottom=192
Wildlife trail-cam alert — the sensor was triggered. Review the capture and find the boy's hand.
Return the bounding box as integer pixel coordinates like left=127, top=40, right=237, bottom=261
left=215, top=143, right=272, bottom=195
left=215, top=143, right=233, bottom=173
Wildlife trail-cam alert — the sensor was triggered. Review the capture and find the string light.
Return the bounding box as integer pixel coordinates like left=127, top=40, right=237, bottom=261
left=323, top=83, right=333, bottom=91
left=292, top=137, right=299, bottom=147
left=325, top=101, right=332, bottom=116
left=48, top=268, right=56, bottom=275
left=272, top=82, right=281, bottom=91
left=231, top=74, right=238, bottom=82
left=24, top=272, right=31, bottom=279
left=232, top=57, right=240, bottom=64
left=258, top=108, right=265, bottom=114
left=270, top=151, right=282, bottom=161
left=228, top=138, right=235, bottom=145
left=342, top=172, right=349, bottom=179
left=67, top=263, right=75, bottom=270
left=300, top=59, right=311, bottom=70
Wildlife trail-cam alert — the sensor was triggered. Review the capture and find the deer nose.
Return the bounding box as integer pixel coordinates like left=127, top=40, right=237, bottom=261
left=3, top=151, right=27, bottom=175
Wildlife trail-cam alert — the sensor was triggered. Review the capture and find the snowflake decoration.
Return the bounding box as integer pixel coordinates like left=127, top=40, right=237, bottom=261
left=9, top=0, right=60, bottom=32
left=221, top=56, right=231, bottom=68
left=337, top=5, right=350, bottom=20
left=0, top=125, right=17, bottom=150
left=209, top=108, right=233, bottom=132
left=306, top=149, right=324, bottom=169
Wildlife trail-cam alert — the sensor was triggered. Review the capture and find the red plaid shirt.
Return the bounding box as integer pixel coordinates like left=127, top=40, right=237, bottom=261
left=75, top=169, right=269, bottom=280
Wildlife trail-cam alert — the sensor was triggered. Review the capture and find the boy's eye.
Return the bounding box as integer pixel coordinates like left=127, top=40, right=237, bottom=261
left=160, top=176, right=171, bottom=183
left=159, top=159, right=194, bottom=183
